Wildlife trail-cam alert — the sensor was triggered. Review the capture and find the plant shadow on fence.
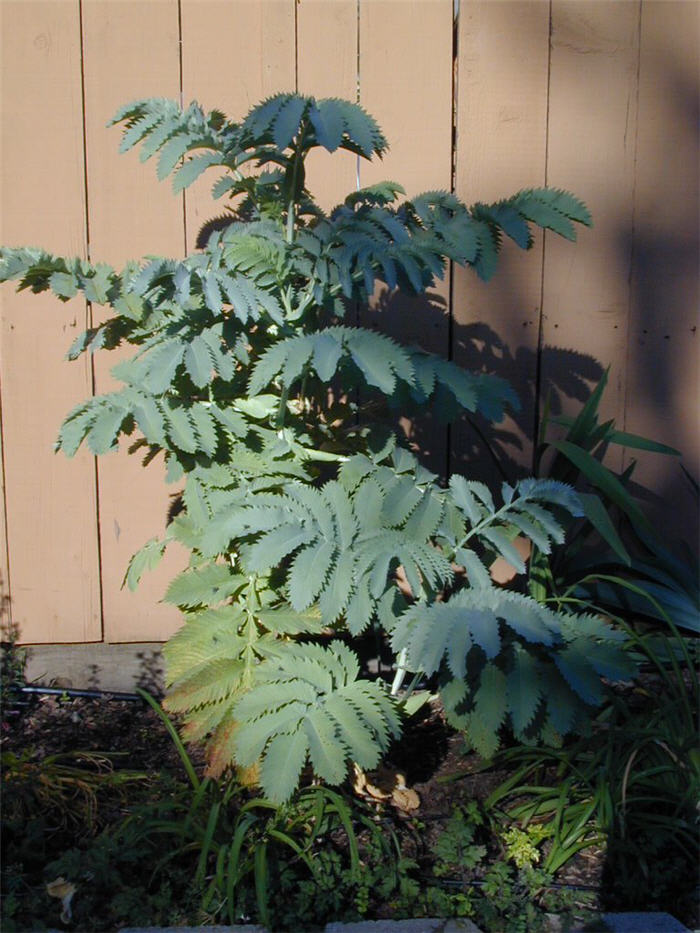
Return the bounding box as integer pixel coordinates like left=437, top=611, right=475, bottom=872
left=367, top=285, right=605, bottom=486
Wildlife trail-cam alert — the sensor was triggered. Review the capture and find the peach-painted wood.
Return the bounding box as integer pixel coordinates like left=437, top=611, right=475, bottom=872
left=297, top=0, right=359, bottom=212
left=359, top=0, right=454, bottom=475
left=81, top=0, right=186, bottom=642
left=451, top=1, right=550, bottom=482
left=180, top=0, right=296, bottom=255
left=541, top=2, right=642, bottom=473
left=0, top=398, right=11, bottom=630
left=1, top=2, right=697, bottom=647
left=624, top=1, right=699, bottom=547
left=0, top=0, right=101, bottom=643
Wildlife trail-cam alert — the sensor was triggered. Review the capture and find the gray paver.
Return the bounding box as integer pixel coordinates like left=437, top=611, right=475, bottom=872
left=325, top=921, right=479, bottom=933
left=116, top=912, right=694, bottom=933
left=602, top=913, right=691, bottom=933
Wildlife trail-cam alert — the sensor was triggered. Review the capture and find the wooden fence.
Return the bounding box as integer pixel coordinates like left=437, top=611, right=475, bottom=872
left=1, top=0, right=697, bottom=645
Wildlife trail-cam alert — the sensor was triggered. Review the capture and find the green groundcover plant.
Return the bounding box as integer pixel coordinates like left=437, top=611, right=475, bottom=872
left=0, top=93, right=636, bottom=803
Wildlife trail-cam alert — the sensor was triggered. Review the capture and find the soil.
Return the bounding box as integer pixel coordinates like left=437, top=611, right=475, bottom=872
left=1, top=689, right=605, bottom=894
left=3, top=683, right=697, bottom=931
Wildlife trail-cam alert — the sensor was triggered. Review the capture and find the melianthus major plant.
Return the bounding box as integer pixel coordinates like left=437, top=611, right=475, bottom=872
left=0, top=94, right=636, bottom=803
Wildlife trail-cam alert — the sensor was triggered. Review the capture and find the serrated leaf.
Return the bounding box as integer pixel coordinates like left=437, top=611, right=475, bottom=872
left=87, top=406, right=125, bottom=454
left=501, top=596, right=556, bottom=645
left=480, top=528, right=526, bottom=574
left=245, top=523, right=315, bottom=572
left=309, top=99, right=345, bottom=152
left=507, top=647, right=542, bottom=734
left=50, top=271, right=79, bottom=299
left=324, top=692, right=382, bottom=768
left=58, top=404, right=99, bottom=457
left=165, top=562, right=242, bottom=607
left=465, top=607, right=500, bottom=659
left=260, top=729, right=309, bottom=804
left=273, top=95, right=307, bottom=149
left=312, top=332, right=343, bottom=381
left=82, top=265, right=113, bottom=304
left=141, top=340, right=185, bottom=393
left=189, top=403, right=219, bottom=457
left=474, top=662, right=507, bottom=736
left=184, top=335, right=214, bottom=388
left=554, top=645, right=604, bottom=706
left=347, top=334, right=396, bottom=394
left=288, top=539, right=334, bottom=611
left=123, top=536, right=166, bottom=591
left=304, top=707, right=348, bottom=784
left=132, top=396, right=167, bottom=447
left=449, top=476, right=483, bottom=525
left=163, top=401, right=198, bottom=453
left=172, top=152, right=221, bottom=193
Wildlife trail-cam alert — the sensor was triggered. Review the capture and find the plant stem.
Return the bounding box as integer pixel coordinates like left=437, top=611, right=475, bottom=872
left=391, top=648, right=409, bottom=696
left=275, top=385, right=290, bottom=430
left=401, top=670, right=424, bottom=704
left=285, top=125, right=306, bottom=245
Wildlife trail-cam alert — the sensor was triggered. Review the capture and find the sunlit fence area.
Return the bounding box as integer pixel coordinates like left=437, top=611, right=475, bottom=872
left=1, top=0, right=697, bottom=644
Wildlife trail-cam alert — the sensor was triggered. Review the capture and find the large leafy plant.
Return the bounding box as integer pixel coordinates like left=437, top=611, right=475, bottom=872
left=0, top=93, right=634, bottom=802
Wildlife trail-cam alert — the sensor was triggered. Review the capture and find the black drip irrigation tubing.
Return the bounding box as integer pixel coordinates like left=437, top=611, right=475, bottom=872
left=10, top=683, right=145, bottom=703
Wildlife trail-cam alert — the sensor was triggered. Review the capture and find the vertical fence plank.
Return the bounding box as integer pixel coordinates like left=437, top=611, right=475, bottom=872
left=0, top=410, right=10, bottom=629
left=180, top=0, right=296, bottom=254
left=359, top=0, right=454, bottom=474
left=297, top=0, right=358, bottom=211
left=0, top=1, right=101, bottom=643
left=451, top=0, right=550, bottom=483
left=625, top=0, right=699, bottom=546
left=82, top=0, right=185, bottom=643
left=541, top=2, right=641, bottom=472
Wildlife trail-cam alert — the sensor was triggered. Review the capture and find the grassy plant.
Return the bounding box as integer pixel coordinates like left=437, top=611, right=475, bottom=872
left=127, top=690, right=388, bottom=928
left=1, top=748, right=148, bottom=832
left=530, top=369, right=699, bottom=636
left=1, top=619, right=26, bottom=726
left=1, top=744, right=154, bottom=932
left=482, top=623, right=698, bottom=917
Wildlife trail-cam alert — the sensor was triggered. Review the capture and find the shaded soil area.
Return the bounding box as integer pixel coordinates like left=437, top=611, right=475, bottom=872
left=2, top=687, right=696, bottom=930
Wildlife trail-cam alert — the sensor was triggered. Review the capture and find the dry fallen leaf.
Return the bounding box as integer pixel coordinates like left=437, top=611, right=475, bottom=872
left=391, top=786, right=421, bottom=812
left=46, top=876, right=77, bottom=923
left=352, top=764, right=421, bottom=812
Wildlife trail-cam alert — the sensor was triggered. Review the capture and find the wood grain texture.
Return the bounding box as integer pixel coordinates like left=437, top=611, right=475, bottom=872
left=81, top=0, right=186, bottom=642
left=0, top=0, right=101, bottom=643
left=624, top=0, right=699, bottom=546
left=2, top=0, right=697, bottom=649
left=0, top=394, right=12, bottom=630
left=452, top=0, right=550, bottom=483
left=297, top=0, right=359, bottom=212
left=541, top=2, right=641, bottom=473
left=180, top=0, right=296, bottom=254
left=359, top=0, right=454, bottom=475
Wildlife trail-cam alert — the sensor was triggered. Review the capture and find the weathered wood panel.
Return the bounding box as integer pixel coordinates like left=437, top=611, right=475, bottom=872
left=452, top=1, right=550, bottom=483
left=625, top=0, right=699, bottom=546
left=0, top=0, right=101, bottom=643
left=360, top=0, right=454, bottom=476
left=297, top=0, right=358, bottom=211
left=541, top=2, right=642, bottom=473
left=180, top=0, right=296, bottom=255
left=81, top=0, right=185, bottom=643
left=1, top=1, right=697, bottom=648
left=0, top=395, right=12, bottom=630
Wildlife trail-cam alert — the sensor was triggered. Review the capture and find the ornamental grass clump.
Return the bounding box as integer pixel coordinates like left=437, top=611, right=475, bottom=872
left=0, top=93, right=636, bottom=803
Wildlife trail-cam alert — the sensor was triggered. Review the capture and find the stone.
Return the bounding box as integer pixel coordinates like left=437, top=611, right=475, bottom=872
left=601, top=912, right=691, bottom=933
